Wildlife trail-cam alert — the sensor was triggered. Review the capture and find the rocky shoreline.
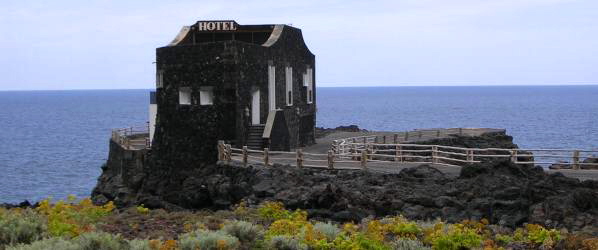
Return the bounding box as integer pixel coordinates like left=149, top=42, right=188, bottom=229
left=89, top=127, right=598, bottom=235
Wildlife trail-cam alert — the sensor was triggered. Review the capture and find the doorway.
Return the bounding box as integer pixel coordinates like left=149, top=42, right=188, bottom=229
left=251, top=89, right=260, bottom=125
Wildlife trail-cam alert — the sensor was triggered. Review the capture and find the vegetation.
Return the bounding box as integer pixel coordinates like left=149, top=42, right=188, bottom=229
left=1, top=198, right=597, bottom=250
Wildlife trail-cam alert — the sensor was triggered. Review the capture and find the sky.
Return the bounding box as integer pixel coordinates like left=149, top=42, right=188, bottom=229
left=0, top=0, right=597, bottom=90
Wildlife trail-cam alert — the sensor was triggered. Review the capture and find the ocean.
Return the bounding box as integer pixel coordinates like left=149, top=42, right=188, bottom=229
left=0, top=86, right=597, bottom=203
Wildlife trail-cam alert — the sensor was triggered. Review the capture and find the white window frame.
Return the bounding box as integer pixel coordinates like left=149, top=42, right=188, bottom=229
left=199, top=86, right=214, bottom=105
left=156, top=70, right=163, bottom=88
left=306, top=67, right=313, bottom=104
left=268, top=65, right=276, bottom=111
left=179, top=87, right=191, bottom=105
left=285, top=66, right=293, bottom=106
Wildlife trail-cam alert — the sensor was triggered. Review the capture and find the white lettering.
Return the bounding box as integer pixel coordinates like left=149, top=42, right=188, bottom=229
left=206, top=22, right=216, bottom=31
left=198, top=22, right=207, bottom=31
left=198, top=21, right=238, bottom=31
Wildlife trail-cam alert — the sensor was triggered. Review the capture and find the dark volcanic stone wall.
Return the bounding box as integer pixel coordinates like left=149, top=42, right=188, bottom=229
left=93, top=130, right=598, bottom=233
left=131, top=24, right=316, bottom=207
left=92, top=140, right=148, bottom=207
left=152, top=25, right=315, bottom=174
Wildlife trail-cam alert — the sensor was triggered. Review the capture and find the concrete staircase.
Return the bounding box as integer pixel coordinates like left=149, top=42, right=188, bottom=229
left=247, top=125, right=265, bottom=150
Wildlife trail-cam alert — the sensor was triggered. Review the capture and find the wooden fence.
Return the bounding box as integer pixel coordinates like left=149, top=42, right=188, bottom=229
left=218, top=128, right=598, bottom=170
left=111, top=123, right=151, bottom=150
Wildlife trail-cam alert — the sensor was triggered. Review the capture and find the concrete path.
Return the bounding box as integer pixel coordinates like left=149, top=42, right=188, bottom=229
left=234, top=128, right=598, bottom=181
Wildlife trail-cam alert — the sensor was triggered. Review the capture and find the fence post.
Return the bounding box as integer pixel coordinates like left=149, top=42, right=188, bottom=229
left=374, top=136, right=378, bottom=144
left=436, top=130, right=440, bottom=137
left=393, top=134, right=398, bottom=144
left=573, top=150, right=580, bottom=170
left=217, top=140, right=225, bottom=161
left=510, top=150, right=518, bottom=163
left=363, top=137, right=367, bottom=144
left=327, top=150, right=334, bottom=169
left=264, top=148, right=270, bottom=166
left=296, top=149, right=303, bottom=168
left=383, top=135, right=386, bottom=144
left=418, top=131, right=422, bottom=139
left=395, top=145, right=403, bottom=163
left=242, top=146, right=248, bottom=166
left=432, top=146, right=438, bottom=164
left=467, top=149, right=474, bottom=163
left=225, top=144, right=232, bottom=163
left=361, top=149, right=367, bottom=170
left=405, top=132, right=409, bottom=141
left=459, top=128, right=463, bottom=135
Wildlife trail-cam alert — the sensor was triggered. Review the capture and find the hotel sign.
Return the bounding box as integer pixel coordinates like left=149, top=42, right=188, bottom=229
left=197, top=21, right=238, bottom=31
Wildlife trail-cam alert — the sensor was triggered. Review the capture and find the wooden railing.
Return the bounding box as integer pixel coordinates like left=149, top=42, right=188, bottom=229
left=218, top=128, right=598, bottom=170
left=111, top=123, right=151, bottom=150
left=330, top=128, right=496, bottom=154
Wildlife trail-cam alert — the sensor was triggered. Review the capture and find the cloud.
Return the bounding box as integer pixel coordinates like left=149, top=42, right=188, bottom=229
left=0, top=0, right=596, bottom=89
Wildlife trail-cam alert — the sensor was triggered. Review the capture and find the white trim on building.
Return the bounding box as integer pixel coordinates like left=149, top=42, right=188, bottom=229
left=268, top=65, right=276, bottom=111
left=285, top=66, right=293, bottom=106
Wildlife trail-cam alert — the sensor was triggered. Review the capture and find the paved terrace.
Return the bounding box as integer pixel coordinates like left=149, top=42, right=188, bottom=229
left=222, top=128, right=598, bottom=181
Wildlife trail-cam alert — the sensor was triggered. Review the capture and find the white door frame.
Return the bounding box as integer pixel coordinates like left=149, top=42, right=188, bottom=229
left=251, top=89, right=260, bottom=125
left=268, top=65, right=276, bottom=111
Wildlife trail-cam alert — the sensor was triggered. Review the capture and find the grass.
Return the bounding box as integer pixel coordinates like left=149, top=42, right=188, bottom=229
left=1, top=199, right=597, bottom=250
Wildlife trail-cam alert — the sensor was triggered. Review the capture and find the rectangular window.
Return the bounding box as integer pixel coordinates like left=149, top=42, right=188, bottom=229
left=199, top=86, right=214, bottom=105
left=285, top=66, right=293, bottom=106
left=268, top=65, right=276, bottom=111
left=303, top=72, right=308, bottom=87
left=179, top=87, right=191, bottom=105
left=156, top=70, right=164, bottom=88
left=305, top=67, right=313, bottom=104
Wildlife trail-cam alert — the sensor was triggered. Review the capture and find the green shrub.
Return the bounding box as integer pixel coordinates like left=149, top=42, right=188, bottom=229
left=178, top=230, right=239, bottom=250
left=7, top=237, right=79, bottom=250
left=353, top=233, right=391, bottom=250
left=431, top=226, right=482, bottom=250
left=127, top=239, right=151, bottom=250
left=390, top=238, right=430, bottom=250
left=495, top=234, right=513, bottom=246
left=257, top=201, right=306, bottom=222
left=386, top=218, right=422, bottom=238
left=221, top=220, right=263, bottom=243
left=75, top=231, right=128, bottom=250
left=526, top=224, right=561, bottom=247
left=128, top=239, right=177, bottom=250
left=266, top=235, right=307, bottom=250
left=258, top=201, right=290, bottom=221
left=313, top=222, right=341, bottom=242
left=0, top=209, right=47, bottom=246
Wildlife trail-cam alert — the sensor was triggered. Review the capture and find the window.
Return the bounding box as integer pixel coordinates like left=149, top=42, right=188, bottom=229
left=199, top=86, right=214, bottom=105
left=305, top=67, right=313, bottom=104
left=285, top=66, right=293, bottom=106
left=179, top=87, right=191, bottom=105
left=303, top=73, right=308, bottom=87
left=156, top=70, right=164, bottom=88
left=268, top=65, right=276, bottom=111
